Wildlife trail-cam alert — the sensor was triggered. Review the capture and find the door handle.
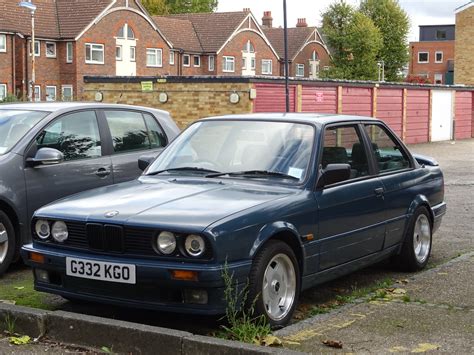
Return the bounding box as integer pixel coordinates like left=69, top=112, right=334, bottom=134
left=96, top=168, right=110, bottom=178
left=374, top=187, right=384, bottom=197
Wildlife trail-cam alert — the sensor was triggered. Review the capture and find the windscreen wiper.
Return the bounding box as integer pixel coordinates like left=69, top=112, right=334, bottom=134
left=146, top=167, right=221, bottom=176
left=206, top=170, right=299, bottom=180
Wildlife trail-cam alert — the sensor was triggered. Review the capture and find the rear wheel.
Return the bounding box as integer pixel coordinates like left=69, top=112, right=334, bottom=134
left=0, top=211, right=16, bottom=276
left=248, top=240, right=300, bottom=328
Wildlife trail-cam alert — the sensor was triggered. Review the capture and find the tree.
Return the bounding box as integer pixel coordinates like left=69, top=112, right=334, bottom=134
left=322, top=1, right=382, bottom=80
left=141, top=0, right=169, bottom=15
left=142, top=0, right=218, bottom=15
left=360, top=0, right=410, bottom=81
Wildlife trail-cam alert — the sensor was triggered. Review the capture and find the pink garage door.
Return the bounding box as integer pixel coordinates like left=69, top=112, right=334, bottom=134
left=301, top=86, right=337, bottom=114
left=406, top=90, right=430, bottom=144
left=342, top=87, right=373, bottom=117
left=455, top=91, right=473, bottom=140
left=254, top=84, right=296, bottom=112
left=377, top=89, right=403, bottom=137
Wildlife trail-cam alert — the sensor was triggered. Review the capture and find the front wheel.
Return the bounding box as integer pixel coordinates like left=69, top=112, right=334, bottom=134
left=247, top=240, right=300, bottom=328
left=0, top=211, right=16, bottom=276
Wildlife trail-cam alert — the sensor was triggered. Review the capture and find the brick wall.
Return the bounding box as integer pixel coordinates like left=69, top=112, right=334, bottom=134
left=290, top=42, right=331, bottom=77
left=455, top=5, right=474, bottom=85
left=0, top=34, right=14, bottom=97
left=409, top=41, right=454, bottom=84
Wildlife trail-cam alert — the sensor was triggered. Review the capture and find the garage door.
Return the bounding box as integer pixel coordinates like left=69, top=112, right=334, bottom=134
left=431, top=90, right=453, bottom=141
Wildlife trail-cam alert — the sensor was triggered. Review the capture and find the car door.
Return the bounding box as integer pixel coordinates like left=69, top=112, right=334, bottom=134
left=315, top=124, right=386, bottom=270
left=100, top=110, right=168, bottom=184
left=24, top=110, right=113, bottom=219
left=363, top=123, right=417, bottom=248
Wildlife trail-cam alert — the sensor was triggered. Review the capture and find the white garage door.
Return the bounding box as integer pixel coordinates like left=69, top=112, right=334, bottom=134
left=431, top=90, right=453, bottom=142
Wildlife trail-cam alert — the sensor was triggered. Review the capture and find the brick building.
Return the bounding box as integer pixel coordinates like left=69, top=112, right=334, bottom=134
left=408, top=25, right=455, bottom=85
left=455, top=1, right=474, bottom=85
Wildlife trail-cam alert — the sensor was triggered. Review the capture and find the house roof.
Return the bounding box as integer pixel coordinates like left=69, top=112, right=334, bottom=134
left=161, top=11, right=249, bottom=53
left=152, top=16, right=203, bottom=52
left=264, top=26, right=318, bottom=60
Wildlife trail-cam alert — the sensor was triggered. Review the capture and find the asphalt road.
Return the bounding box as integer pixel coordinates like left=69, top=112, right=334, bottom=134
left=2, top=139, right=473, bottom=342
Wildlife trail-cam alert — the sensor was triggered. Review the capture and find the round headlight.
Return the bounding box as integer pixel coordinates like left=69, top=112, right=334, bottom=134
left=185, top=235, right=205, bottom=257
left=52, top=221, right=68, bottom=243
left=156, top=231, right=176, bottom=255
left=35, top=220, right=50, bottom=240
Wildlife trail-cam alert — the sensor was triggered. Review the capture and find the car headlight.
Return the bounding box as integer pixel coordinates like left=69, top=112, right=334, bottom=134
left=35, top=220, right=50, bottom=240
left=185, top=234, right=205, bottom=257
left=51, top=221, right=68, bottom=243
left=156, top=231, right=176, bottom=255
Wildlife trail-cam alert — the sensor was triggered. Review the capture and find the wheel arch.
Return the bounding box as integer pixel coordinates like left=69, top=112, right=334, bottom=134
left=408, top=195, right=434, bottom=227
left=0, top=198, right=21, bottom=260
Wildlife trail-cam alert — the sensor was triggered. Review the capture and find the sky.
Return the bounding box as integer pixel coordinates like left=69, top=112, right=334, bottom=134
left=217, top=0, right=468, bottom=41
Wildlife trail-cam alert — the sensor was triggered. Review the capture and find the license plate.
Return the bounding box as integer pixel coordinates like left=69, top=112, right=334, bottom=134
left=66, top=257, right=136, bottom=284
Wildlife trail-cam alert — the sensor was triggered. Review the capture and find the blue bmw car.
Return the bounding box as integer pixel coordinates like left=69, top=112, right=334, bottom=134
left=22, top=114, right=446, bottom=327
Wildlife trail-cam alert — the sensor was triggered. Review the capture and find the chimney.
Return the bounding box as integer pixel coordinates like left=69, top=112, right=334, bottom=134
left=262, top=11, right=273, bottom=28
left=243, top=8, right=250, bottom=13
left=296, top=18, right=308, bottom=28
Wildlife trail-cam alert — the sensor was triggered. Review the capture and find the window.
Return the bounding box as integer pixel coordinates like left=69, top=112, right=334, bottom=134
left=322, top=125, right=369, bottom=179
left=435, top=51, right=443, bottom=63
left=45, top=42, right=56, bottom=58
left=251, top=57, right=256, bottom=70
left=418, top=52, right=429, bottom=63
left=296, top=64, right=305, bottom=77
left=193, top=55, right=200, bottom=67
left=208, top=55, right=215, bottom=71
left=436, top=30, right=447, bottom=40
left=46, top=86, right=57, bottom=101
left=243, top=40, right=255, bottom=53
left=183, top=54, right=190, bottom=67
left=146, top=48, right=162, bottom=67
left=262, top=59, right=272, bottom=75
left=31, top=40, right=40, bottom=56
left=61, top=85, right=73, bottom=101
left=242, top=57, right=247, bottom=69
left=434, top=73, right=443, bottom=84
left=117, top=24, right=134, bottom=40
left=0, top=35, right=6, bottom=52
left=130, top=46, right=136, bottom=62
left=127, top=25, right=135, bottom=40
left=364, top=124, right=410, bottom=173
left=66, top=42, right=73, bottom=63
left=223, top=56, right=235, bottom=72
left=311, top=50, right=319, bottom=61
left=0, top=84, right=6, bottom=100
left=169, top=51, right=175, bottom=65
left=104, top=110, right=151, bottom=153
left=85, top=43, right=104, bottom=64
left=36, top=111, right=102, bottom=161
left=34, top=86, right=41, bottom=102
left=116, top=45, right=122, bottom=61
left=144, top=113, right=167, bottom=148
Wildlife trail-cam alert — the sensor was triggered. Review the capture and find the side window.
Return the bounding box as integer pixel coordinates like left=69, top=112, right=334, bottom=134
left=143, top=113, right=167, bottom=148
left=364, top=124, right=411, bottom=173
left=321, top=125, right=369, bottom=179
left=104, top=110, right=150, bottom=153
left=36, top=111, right=101, bottom=161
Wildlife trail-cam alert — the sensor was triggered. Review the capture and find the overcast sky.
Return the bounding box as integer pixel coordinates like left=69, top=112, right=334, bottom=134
left=217, top=0, right=468, bottom=41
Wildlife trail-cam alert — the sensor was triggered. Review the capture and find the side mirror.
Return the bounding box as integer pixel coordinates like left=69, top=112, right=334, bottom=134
left=138, top=155, right=156, bottom=171
left=317, top=163, right=351, bottom=188
left=27, top=148, right=64, bottom=167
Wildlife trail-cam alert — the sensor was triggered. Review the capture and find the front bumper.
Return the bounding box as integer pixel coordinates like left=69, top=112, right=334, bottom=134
left=21, top=243, right=251, bottom=315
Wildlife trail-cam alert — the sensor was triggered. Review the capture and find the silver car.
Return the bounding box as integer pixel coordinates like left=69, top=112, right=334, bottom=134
left=0, top=102, right=180, bottom=275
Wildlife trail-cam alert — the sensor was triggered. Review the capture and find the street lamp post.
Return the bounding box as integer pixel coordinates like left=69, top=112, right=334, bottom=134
left=283, top=0, right=290, bottom=113
left=19, top=1, right=36, bottom=102
left=377, top=60, right=385, bottom=82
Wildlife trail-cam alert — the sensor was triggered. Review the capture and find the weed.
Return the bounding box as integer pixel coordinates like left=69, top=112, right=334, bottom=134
left=4, top=314, right=16, bottom=334
left=402, top=295, right=411, bottom=303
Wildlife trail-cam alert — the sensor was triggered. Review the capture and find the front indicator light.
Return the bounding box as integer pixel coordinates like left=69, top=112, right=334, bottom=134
left=52, top=221, right=68, bottom=243
left=35, top=220, right=50, bottom=240
left=170, top=270, right=198, bottom=281
left=29, top=252, right=45, bottom=264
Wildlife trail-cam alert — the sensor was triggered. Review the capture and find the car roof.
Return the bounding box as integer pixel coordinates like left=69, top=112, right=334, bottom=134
left=0, top=102, right=166, bottom=114
left=200, top=113, right=380, bottom=126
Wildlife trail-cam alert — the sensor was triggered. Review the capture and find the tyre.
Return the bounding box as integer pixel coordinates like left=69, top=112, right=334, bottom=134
left=0, top=210, right=16, bottom=276
left=393, top=206, right=432, bottom=271
left=247, top=240, right=300, bottom=328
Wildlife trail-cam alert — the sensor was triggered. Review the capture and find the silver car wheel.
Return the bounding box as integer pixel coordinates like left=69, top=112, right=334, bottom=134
left=0, top=223, right=8, bottom=264
left=262, top=253, right=296, bottom=321
left=413, top=214, right=431, bottom=264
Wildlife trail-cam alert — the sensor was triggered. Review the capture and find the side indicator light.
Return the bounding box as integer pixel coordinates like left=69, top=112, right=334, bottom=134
left=170, top=270, right=198, bottom=281
left=29, top=252, right=45, bottom=264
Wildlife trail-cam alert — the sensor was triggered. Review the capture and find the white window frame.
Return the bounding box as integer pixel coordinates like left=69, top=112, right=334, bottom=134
left=85, top=43, right=104, bottom=64
left=183, top=54, right=190, bottom=67
left=31, top=40, right=40, bottom=57
left=193, top=55, right=201, bottom=67
left=223, top=56, right=235, bottom=73
left=61, top=85, right=73, bottom=101
left=45, top=41, right=56, bottom=58
left=251, top=57, right=256, bottom=70
left=0, top=34, right=6, bottom=52
left=169, top=51, right=175, bottom=65
left=34, top=85, right=41, bottom=102
left=130, top=46, right=136, bottom=62
left=435, top=51, right=443, bottom=63
left=116, top=45, right=122, bottom=61
left=434, top=73, right=443, bottom=84
left=261, top=59, right=273, bottom=75
left=66, top=42, right=73, bottom=63
left=46, top=85, right=57, bottom=101
left=0, top=84, right=7, bottom=100
left=418, top=52, right=429, bottom=64
left=296, top=64, right=305, bottom=77
left=208, top=55, right=215, bottom=71
left=146, top=48, right=162, bottom=67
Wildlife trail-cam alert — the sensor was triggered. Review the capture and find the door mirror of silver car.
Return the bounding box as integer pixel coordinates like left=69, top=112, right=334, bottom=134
left=317, top=163, right=351, bottom=188
left=138, top=155, right=155, bottom=171
left=27, top=148, right=64, bottom=167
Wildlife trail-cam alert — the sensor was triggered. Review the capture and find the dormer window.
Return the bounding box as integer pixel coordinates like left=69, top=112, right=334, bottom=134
left=117, top=24, right=135, bottom=40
